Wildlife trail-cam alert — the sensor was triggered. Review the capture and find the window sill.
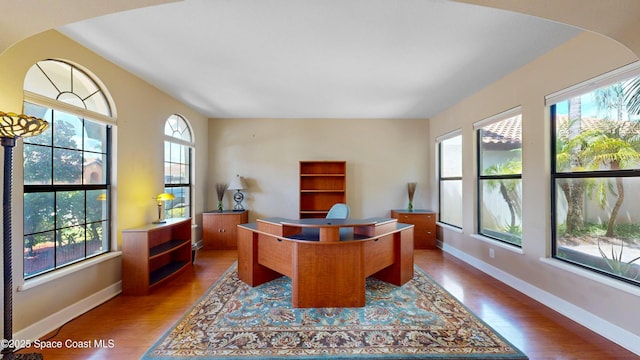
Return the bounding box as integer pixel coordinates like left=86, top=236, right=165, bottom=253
left=436, top=222, right=463, bottom=233
left=539, top=257, right=640, bottom=296
left=471, top=233, right=525, bottom=254
left=18, top=251, right=122, bottom=292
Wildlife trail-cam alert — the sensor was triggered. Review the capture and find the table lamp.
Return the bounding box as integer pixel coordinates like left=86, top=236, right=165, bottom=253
left=1, top=111, right=49, bottom=360
left=228, top=175, right=247, bottom=211
left=153, top=192, right=175, bottom=224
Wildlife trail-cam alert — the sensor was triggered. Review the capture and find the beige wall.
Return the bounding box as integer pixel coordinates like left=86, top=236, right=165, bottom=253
left=0, top=30, right=209, bottom=335
left=429, top=31, right=640, bottom=348
left=207, top=118, right=430, bottom=220
left=0, top=11, right=639, bottom=356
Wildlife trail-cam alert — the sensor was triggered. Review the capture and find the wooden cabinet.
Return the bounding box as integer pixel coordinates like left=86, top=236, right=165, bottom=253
left=122, top=218, right=192, bottom=295
left=203, top=210, right=248, bottom=249
left=390, top=210, right=436, bottom=249
left=299, top=161, right=346, bottom=218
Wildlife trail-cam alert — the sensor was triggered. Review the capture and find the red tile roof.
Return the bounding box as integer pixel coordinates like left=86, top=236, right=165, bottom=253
left=481, top=115, right=639, bottom=147
left=481, top=116, right=521, bottom=146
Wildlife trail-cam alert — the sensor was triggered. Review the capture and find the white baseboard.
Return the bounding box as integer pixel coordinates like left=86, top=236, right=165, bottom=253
left=440, top=243, right=640, bottom=356
left=15, top=281, right=122, bottom=342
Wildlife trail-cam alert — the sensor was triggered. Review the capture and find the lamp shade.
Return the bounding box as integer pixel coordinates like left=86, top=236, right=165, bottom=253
left=228, top=175, right=247, bottom=190
left=0, top=111, right=48, bottom=138
left=156, top=193, right=176, bottom=201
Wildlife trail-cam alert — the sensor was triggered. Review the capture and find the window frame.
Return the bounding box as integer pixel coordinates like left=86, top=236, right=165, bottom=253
left=22, top=60, right=114, bottom=280
left=475, top=107, right=523, bottom=247
left=163, top=114, right=194, bottom=220
left=548, top=62, right=640, bottom=287
left=437, top=130, right=463, bottom=229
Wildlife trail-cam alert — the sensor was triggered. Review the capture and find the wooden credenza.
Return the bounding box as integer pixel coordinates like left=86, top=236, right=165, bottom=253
left=390, top=209, right=436, bottom=249
left=121, top=218, right=192, bottom=295
left=202, top=210, right=248, bottom=249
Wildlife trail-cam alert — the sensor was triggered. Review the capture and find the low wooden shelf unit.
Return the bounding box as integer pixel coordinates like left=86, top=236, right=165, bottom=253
left=122, top=217, right=192, bottom=295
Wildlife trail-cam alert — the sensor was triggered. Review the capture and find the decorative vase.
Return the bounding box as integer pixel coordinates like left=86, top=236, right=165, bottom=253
left=407, top=182, right=417, bottom=212
left=216, top=182, right=228, bottom=212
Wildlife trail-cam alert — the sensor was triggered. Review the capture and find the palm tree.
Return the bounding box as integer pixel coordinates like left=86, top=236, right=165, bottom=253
left=556, top=97, right=586, bottom=234
left=579, top=120, right=640, bottom=237
left=595, top=83, right=625, bottom=120
left=585, top=83, right=640, bottom=237
left=623, top=76, right=640, bottom=115
left=483, top=157, right=522, bottom=233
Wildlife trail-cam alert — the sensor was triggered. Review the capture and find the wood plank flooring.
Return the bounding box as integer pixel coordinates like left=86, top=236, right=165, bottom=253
left=20, top=249, right=638, bottom=359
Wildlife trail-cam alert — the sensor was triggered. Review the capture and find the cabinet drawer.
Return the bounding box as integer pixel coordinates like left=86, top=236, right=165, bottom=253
left=424, top=214, right=436, bottom=231
left=390, top=210, right=437, bottom=249
left=363, top=235, right=395, bottom=275
left=258, top=234, right=293, bottom=276
left=396, top=213, right=428, bottom=226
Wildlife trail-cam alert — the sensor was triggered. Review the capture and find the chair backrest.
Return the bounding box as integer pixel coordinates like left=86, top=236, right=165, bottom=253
left=326, top=203, right=350, bottom=219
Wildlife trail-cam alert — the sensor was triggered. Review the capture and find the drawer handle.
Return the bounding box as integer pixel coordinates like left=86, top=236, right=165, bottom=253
left=277, top=239, right=283, bottom=242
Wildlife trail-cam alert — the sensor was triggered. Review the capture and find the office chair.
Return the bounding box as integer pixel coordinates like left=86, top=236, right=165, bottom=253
left=326, top=203, right=350, bottom=219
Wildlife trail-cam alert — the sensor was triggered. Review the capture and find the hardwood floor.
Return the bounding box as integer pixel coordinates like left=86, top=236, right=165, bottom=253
left=20, top=249, right=638, bottom=359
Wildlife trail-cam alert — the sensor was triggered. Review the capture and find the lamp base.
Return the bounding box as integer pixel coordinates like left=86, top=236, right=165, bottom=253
left=232, top=190, right=245, bottom=211
left=152, top=220, right=166, bottom=224
left=11, top=353, right=44, bottom=360
left=3, top=352, right=44, bottom=359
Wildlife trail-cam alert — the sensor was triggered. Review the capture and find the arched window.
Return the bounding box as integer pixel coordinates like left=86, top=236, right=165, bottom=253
left=22, top=59, right=114, bottom=279
left=25, top=59, right=111, bottom=117
left=164, top=114, right=193, bottom=219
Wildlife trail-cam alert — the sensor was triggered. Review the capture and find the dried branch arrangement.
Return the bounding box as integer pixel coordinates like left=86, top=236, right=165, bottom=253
left=407, top=182, right=417, bottom=211
left=216, top=183, right=228, bottom=211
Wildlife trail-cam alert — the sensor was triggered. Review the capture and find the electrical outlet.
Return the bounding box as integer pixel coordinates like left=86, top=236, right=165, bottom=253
left=489, top=248, right=495, bottom=258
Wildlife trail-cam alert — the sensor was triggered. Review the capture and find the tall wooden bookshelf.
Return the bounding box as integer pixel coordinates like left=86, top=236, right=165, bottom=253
left=299, top=161, right=346, bottom=218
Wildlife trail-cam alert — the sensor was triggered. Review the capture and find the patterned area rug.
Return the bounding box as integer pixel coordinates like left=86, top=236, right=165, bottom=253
left=143, top=263, right=527, bottom=359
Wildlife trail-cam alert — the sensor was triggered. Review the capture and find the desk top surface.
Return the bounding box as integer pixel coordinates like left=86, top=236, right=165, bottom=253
left=242, top=217, right=411, bottom=242
left=273, top=217, right=390, bottom=228
left=252, top=217, right=399, bottom=227
left=391, top=209, right=436, bottom=214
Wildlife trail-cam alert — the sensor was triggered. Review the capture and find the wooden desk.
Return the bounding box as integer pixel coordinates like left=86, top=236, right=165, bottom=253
left=237, top=217, right=414, bottom=308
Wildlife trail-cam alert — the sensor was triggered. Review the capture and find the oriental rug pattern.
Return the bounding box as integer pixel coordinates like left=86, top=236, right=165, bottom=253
left=143, top=263, right=527, bottom=359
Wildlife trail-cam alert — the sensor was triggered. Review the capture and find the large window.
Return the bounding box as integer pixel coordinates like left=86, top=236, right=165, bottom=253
left=164, top=114, right=193, bottom=219
left=549, top=64, right=640, bottom=286
left=23, top=60, right=112, bottom=279
left=476, top=109, right=522, bottom=246
left=438, top=132, right=462, bottom=228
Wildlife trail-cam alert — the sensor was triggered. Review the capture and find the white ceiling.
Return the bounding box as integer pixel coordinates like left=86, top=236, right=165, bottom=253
left=59, top=0, right=580, bottom=119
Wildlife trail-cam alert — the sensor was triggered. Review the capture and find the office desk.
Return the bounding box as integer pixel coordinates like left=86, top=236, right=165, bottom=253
left=237, top=217, right=414, bottom=308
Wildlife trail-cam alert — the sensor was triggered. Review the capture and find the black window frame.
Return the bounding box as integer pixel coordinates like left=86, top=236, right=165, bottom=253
left=475, top=112, right=523, bottom=247
left=23, top=106, right=112, bottom=279
left=163, top=114, right=194, bottom=220
left=550, top=102, right=640, bottom=287
left=438, top=135, right=463, bottom=228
